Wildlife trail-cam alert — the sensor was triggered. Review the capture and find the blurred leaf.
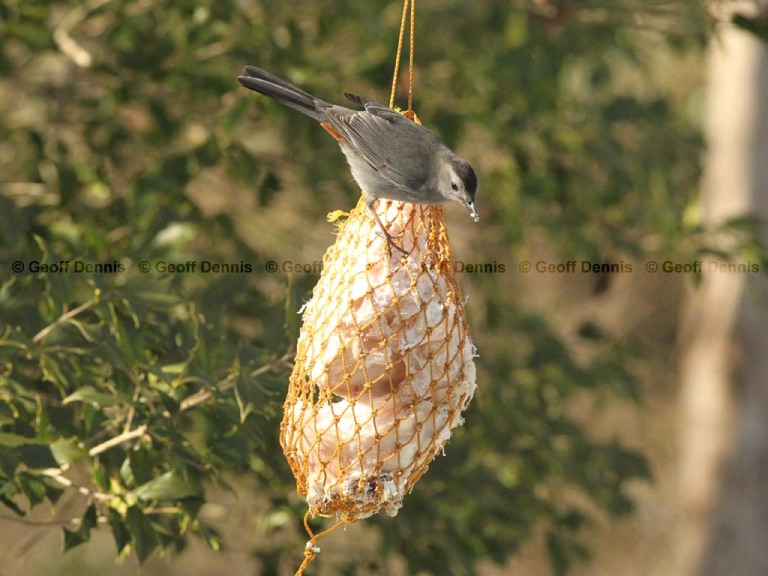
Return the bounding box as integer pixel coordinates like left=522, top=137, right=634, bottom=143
left=0, top=434, right=58, bottom=469
left=17, top=472, right=47, bottom=507
left=62, top=524, right=90, bottom=553
left=259, top=170, right=282, bottom=206
left=126, top=505, right=159, bottom=564
left=63, top=503, right=98, bottom=553
left=0, top=480, right=25, bottom=516
left=0, top=448, right=20, bottom=477
left=128, top=447, right=157, bottom=486
left=50, top=437, right=86, bottom=466
left=0, top=433, right=35, bottom=448
left=63, top=387, right=122, bottom=408
left=577, top=322, right=606, bottom=342
left=198, top=524, right=223, bottom=552
left=108, top=508, right=133, bottom=556
left=136, top=471, right=202, bottom=501
left=732, top=11, right=768, bottom=43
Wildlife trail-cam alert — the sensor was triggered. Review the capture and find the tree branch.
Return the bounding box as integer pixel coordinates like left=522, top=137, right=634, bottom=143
left=33, top=298, right=97, bottom=343
left=177, top=351, right=292, bottom=413
left=0, top=513, right=106, bottom=527
left=52, top=0, right=113, bottom=68
left=88, top=424, right=148, bottom=457
left=40, top=467, right=113, bottom=502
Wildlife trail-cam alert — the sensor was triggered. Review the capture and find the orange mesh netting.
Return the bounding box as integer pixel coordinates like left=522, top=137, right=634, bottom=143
left=281, top=193, right=477, bottom=572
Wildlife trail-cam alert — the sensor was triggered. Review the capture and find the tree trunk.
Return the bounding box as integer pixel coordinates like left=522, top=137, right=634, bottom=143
left=677, top=4, right=768, bottom=575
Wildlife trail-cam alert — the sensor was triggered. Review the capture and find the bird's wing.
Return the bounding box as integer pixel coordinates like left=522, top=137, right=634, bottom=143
left=327, top=98, right=430, bottom=192
left=344, top=93, right=405, bottom=123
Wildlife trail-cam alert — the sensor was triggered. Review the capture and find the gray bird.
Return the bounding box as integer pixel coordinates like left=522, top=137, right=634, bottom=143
left=237, top=66, right=478, bottom=254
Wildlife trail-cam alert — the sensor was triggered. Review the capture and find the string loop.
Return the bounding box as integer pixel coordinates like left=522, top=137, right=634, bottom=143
left=389, top=0, right=416, bottom=113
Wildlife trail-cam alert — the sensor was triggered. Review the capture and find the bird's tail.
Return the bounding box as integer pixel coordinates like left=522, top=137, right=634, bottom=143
left=237, top=66, right=329, bottom=121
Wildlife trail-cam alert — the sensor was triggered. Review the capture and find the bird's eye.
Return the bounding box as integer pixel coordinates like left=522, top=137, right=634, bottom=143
left=451, top=182, right=459, bottom=191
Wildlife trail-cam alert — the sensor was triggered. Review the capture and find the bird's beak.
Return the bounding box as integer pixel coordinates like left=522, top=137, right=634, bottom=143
left=465, top=200, right=479, bottom=223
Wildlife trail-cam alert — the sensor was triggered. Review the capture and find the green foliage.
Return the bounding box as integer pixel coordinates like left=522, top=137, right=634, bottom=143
left=0, top=0, right=713, bottom=574
left=1, top=1, right=294, bottom=561
left=0, top=253, right=287, bottom=561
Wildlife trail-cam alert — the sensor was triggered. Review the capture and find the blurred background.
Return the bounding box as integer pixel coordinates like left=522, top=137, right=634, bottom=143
left=0, top=0, right=767, bottom=575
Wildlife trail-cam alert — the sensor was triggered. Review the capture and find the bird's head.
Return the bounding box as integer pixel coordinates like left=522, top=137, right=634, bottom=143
left=439, top=155, right=479, bottom=222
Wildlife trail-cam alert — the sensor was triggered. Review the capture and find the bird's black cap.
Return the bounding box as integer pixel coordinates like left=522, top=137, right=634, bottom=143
left=457, top=161, right=478, bottom=197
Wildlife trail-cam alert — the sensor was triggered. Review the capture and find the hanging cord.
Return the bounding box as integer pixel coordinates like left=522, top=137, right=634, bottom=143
left=295, top=511, right=346, bottom=576
left=389, top=0, right=416, bottom=116
left=407, top=0, right=415, bottom=112
left=295, top=7, right=418, bottom=575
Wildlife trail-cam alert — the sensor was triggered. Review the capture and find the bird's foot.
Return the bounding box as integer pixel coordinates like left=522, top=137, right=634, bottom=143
left=382, top=229, right=409, bottom=257
left=371, top=221, right=408, bottom=256
left=366, top=198, right=409, bottom=257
